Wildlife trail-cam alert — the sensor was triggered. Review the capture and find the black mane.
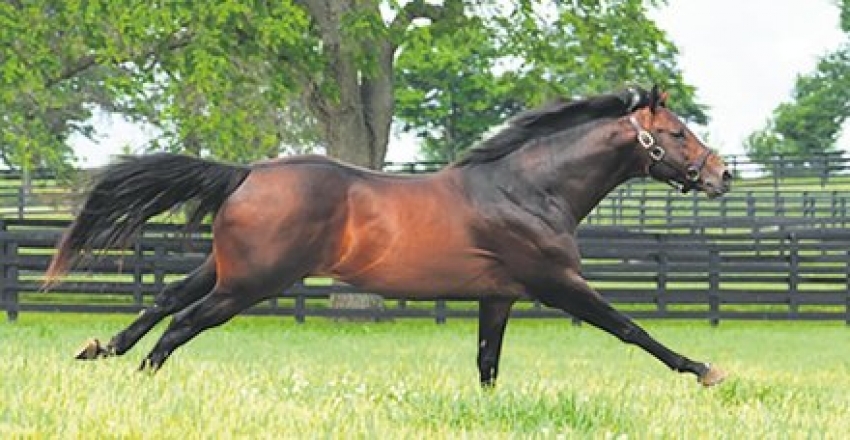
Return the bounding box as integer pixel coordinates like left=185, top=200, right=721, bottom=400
left=453, top=87, right=650, bottom=167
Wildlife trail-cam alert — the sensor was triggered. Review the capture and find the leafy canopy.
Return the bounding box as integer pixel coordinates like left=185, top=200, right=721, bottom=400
left=395, top=0, right=707, bottom=161
left=2, top=0, right=704, bottom=170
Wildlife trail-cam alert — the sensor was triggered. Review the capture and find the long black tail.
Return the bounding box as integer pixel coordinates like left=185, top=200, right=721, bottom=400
left=45, top=153, right=250, bottom=285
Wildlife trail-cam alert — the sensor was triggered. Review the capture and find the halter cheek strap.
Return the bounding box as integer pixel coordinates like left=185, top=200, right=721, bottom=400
left=628, top=116, right=710, bottom=192
left=628, top=116, right=666, bottom=163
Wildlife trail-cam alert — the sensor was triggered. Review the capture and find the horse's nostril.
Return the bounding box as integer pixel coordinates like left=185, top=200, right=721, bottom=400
left=722, top=170, right=733, bottom=181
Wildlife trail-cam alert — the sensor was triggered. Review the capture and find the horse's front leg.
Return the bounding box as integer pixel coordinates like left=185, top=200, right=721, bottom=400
left=477, top=298, right=515, bottom=388
left=535, top=269, right=726, bottom=387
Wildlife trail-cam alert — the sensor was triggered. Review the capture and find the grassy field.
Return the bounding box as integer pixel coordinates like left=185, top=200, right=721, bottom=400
left=2, top=315, right=849, bottom=438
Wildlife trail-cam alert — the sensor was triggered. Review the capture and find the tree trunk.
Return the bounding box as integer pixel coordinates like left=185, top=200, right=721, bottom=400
left=296, top=0, right=454, bottom=318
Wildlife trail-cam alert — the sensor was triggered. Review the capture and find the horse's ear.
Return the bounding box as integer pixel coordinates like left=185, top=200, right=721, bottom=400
left=649, top=85, right=667, bottom=112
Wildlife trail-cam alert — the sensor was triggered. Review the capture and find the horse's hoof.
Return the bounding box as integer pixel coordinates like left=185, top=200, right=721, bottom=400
left=74, top=338, right=105, bottom=360
left=698, top=364, right=727, bottom=387
left=138, top=358, right=158, bottom=373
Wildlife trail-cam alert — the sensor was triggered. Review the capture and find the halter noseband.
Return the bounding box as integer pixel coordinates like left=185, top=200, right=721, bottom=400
left=628, top=116, right=711, bottom=193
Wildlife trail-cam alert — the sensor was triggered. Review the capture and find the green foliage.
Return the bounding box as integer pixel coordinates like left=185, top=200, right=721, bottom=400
left=746, top=47, right=850, bottom=164
left=3, top=0, right=704, bottom=170
left=395, top=0, right=707, bottom=161
left=395, top=14, right=518, bottom=161
left=0, top=0, right=316, bottom=170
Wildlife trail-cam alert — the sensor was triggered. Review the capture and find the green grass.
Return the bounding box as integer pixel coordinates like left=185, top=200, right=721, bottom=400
left=2, top=315, right=849, bottom=438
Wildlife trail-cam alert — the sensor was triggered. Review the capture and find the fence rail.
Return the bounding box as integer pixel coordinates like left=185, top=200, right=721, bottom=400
left=5, top=163, right=850, bottom=230
left=3, top=219, right=849, bottom=324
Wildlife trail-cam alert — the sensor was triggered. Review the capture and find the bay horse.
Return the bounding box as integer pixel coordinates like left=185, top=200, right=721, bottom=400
left=47, top=86, right=732, bottom=387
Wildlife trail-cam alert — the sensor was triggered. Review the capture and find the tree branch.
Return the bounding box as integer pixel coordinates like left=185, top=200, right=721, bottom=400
left=44, top=29, right=194, bottom=89
left=389, top=0, right=448, bottom=39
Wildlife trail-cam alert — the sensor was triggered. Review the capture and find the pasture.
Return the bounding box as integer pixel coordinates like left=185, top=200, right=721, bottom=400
left=2, top=314, right=848, bottom=438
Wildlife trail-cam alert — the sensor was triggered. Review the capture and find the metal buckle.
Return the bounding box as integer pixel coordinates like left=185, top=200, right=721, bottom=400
left=686, top=166, right=700, bottom=182
left=630, top=116, right=666, bottom=163
left=637, top=130, right=655, bottom=148
left=649, top=145, right=665, bottom=161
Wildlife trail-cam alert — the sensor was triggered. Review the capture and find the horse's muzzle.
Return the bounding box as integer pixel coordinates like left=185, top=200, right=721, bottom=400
left=702, top=169, right=732, bottom=198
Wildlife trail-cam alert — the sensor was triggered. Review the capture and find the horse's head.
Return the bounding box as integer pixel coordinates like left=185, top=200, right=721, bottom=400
left=625, top=86, right=731, bottom=198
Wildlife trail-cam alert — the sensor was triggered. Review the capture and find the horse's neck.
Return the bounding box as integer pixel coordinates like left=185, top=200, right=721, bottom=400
left=568, top=151, right=639, bottom=220
left=522, top=131, right=642, bottom=223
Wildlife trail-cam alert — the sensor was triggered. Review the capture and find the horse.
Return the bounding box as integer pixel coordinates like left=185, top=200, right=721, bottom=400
left=46, top=85, right=732, bottom=388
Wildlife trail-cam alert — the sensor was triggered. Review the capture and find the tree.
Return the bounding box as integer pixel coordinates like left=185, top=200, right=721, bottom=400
left=745, top=1, right=850, bottom=164
left=1, top=0, right=320, bottom=171
left=745, top=47, right=850, bottom=164
left=394, top=11, right=519, bottom=161
left=395, top=0, right=707, bottom=161
left=3, top=1, right=704, bottom=172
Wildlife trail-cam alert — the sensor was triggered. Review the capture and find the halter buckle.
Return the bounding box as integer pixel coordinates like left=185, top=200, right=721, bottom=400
left=649, top=145, right=665, bottom=161
left=637, top=130, right=655, bottom=149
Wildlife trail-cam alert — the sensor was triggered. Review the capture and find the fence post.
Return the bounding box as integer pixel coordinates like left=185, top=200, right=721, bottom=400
left=788, top=233, right=799, bottom=319
left=772, top=156, right=780, bottom=192
left=0, top=220, right=11, bottom=321
left=294, top=293, right=306, bottom=324
left=802, top=191, right=813, bottom=218
left=746, top=191, right=755, bottom=219
left=655, top=235, right=668, bottom=315
left=708, top=247, right=720, bottom=326
left=0, top=220, right=5, bottom=320
left=616, top=188, right=625, bottom=224
left=774, top=193, right=784, bottom=217
left=845, top=251, right=850, bottom=326
left=153, top=242, right=166, bottom=294
left=133, top=239, right=144, bottom=308
left=17, top=186, right=25, bottom=220
left=691, top=190, right=699, bottom=220
left=435, top=300, right=447, bottom=324
left=3, top=238, right=19, bottom=322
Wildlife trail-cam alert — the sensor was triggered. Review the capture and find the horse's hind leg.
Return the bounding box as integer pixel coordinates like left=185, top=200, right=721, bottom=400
left=137, top=277, right=293, bottom=372
left=75, top=257, right=216, bottom=360
left=536, top=270, right=726, bottom=387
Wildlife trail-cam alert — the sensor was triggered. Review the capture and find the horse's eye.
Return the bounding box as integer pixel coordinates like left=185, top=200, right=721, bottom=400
left=671, top=129, right=686, bottom=140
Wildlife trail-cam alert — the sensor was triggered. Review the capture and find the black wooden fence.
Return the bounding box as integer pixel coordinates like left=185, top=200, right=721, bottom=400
left=3, top=219, right=850, bottom=324
left=5, top=180, right=850, bottom=233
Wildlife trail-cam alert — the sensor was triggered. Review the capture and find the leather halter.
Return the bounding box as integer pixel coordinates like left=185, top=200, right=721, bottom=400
left=628, top=116, right=711, bottom=193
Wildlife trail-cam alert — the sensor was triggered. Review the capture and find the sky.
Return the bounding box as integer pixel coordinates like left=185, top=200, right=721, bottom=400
left=70, top=0, right=848, bottom=166
left=650, top=0, right=847, bottom=156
